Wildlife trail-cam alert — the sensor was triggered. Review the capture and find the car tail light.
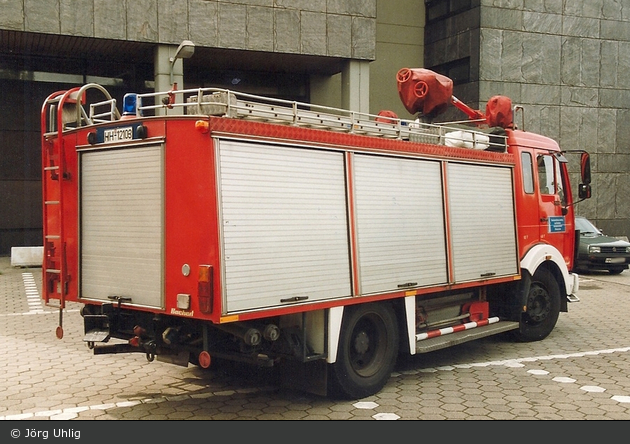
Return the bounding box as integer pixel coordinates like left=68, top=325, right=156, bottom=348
left=198, top=265, right=213, bottom=314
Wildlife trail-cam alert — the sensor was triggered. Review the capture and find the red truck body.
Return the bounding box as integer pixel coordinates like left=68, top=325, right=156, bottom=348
left=40, top=69, right=591, bottom=399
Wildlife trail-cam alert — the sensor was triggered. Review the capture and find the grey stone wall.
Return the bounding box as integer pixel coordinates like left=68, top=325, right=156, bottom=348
left=0, top=0, right=377, bottom=60
left=0, top=0, right=379, bottom=255
left=426, top=0, right=630, bottom=237
left=479, top=1, right=630, bottom=236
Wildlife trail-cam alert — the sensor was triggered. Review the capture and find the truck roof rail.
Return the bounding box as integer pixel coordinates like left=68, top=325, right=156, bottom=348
left=81, top=85, right=508, bottom=153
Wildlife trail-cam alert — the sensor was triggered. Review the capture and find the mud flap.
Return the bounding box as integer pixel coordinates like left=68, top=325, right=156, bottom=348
left=279, top=359, right=328, bottom=397
left=157, top=351, right=190, bottom=367
left=517, top=271, right=533, bottom=315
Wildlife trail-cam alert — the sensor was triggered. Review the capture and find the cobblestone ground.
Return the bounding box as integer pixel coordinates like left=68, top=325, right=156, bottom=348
left=2, top=256, right=630, bottom=420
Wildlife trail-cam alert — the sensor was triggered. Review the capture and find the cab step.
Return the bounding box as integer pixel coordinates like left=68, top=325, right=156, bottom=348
left=415, top=320, right=520, bottom=354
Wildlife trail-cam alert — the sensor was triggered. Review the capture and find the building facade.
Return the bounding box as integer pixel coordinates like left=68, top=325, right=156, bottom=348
left=0, top=0, right=423, bottom=255
left=424, top=0, right=630, bottom=237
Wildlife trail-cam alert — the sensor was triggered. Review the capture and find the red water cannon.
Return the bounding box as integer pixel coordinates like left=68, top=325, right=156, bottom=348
left=485, top=95, right=513, bottom=128
left=396, top=68, right=514, bottom=128
left=397, top=68, right=453, bottom=118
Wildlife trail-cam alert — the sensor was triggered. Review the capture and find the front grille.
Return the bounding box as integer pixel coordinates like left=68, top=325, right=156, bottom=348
left=600, top=246, right=627, bottom=254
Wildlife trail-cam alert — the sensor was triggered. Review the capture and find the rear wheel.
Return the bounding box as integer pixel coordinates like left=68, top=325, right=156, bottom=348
left=609, top=267, right=624, bottom=275
left=512, top=267, right=560, bottom=342
left=329, top=302, right=399, bottom=399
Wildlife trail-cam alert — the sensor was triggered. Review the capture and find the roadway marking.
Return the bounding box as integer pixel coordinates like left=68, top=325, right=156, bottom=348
left=4, top=272, right=630, bottom=419
left=4, top=347, right=630, bottom=421
left=0, top=272, right=79, bottom=317
left=383, top=346, right=630, bottom=417
left=22, top=272, right=45, bottom=314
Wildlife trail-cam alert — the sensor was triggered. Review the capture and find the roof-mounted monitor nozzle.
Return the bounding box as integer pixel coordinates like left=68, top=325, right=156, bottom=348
left=396, top=67, right=514, bottom=129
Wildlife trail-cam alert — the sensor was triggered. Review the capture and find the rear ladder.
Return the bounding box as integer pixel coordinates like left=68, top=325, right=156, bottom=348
left=41, top=88, right=78, bottom=338
left=40, top=85, right=121, bottom=339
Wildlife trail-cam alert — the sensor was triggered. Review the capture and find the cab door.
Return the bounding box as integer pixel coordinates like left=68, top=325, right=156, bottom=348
left=536, top=151, right=572, bottom=261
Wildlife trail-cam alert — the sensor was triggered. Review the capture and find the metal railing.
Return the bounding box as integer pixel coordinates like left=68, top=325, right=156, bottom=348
left=83, top=86, right=508, bottom=152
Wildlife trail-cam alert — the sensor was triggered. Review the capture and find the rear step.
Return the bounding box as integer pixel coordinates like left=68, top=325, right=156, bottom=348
left=415, top=320, right=520, bottom=354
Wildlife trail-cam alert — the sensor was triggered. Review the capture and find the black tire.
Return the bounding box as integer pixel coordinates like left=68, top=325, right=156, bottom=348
left=329, top=302, right=399, bottom=399
left=609, top=268, right=624, bottom=275
left=512, top=267, right=561, bottom=342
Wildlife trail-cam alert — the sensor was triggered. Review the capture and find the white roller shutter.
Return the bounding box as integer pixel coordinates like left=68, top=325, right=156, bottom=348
left=217, top=140, right=351, bottom=313
left=353, top=154, right=448, bottom=294
left=79, top=144, right=164, bottom=308
left=447, top=162, right=518, bottom=282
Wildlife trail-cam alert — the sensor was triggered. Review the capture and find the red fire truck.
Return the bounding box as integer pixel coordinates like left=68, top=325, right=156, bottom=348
left=41, top=68, right=591, bottom=399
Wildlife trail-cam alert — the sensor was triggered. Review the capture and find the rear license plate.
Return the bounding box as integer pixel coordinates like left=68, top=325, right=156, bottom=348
left=103, top=126, right=134, bottom=143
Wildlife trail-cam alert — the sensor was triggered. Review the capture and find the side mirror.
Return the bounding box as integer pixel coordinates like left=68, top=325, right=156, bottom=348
left=578, top=152, right=592, bottom=200
left=581, top=152, right=591, bottom=185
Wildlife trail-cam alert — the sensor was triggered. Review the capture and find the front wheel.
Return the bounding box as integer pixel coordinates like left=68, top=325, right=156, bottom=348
left=329, top=302, right=399, bottom=399
left=511, top=267, right=561, bottom=342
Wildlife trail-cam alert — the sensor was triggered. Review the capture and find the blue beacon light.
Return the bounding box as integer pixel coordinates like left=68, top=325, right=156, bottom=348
left=122, top=93, right=139, bottom=117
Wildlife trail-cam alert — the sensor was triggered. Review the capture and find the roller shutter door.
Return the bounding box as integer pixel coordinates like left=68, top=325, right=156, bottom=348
left=353, top=154, right=448, bottom=294
left=79, top=144, right=164, bottom=308
left=447, top=162, right=518, bottom=282
left=217, top=140, right=351, bottom=313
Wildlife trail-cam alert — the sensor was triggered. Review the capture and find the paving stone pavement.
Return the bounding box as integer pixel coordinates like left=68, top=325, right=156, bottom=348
left=2, top=255, right=630, bottom=421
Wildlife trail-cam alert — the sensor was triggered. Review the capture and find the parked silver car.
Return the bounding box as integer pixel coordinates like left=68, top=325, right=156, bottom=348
left=574, top=216, right=630, bottom=274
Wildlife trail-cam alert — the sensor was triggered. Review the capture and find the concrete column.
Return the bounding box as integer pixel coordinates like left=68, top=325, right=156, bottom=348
left=341, top=60, right=370, bottom=114
left=154, top=45, right=185, bottom=114
left=154, top=44, right=185, bottom=91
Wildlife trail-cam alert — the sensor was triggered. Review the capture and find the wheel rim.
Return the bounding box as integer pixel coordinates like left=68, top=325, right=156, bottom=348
left=348, top=313, right=388, bottom=378
left=526, top=283, right=551, bottom=323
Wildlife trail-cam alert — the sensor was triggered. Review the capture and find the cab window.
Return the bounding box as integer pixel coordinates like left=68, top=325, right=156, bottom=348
left=521, top=152, right=534, bottom=194
left=537, top=154, right=567, bottom=205
left=537, top=154, right=554, bottom=195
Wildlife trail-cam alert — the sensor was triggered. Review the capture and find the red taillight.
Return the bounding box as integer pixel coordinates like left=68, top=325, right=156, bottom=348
left=198, top=265, right=213, bottom=314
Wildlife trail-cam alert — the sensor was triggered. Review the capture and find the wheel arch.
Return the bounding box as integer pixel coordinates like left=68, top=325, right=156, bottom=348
left=511, top=264, right=563, bottom=342
left=326, top=299, right=407, bottom=364
left=326, top=299, right=402, bottom=399
left=520, top=243, right=575, bottom=306
left=326, top=305, right=344, bottom=364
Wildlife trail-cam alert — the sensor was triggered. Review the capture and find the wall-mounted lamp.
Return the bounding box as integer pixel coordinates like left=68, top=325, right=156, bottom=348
left=169, top=40, right=195, bottom=86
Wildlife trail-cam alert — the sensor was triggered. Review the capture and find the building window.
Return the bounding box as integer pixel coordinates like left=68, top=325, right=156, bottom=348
left=426, top=0, right=472, bottom=23
left=427, top=57, right=470, bottom=85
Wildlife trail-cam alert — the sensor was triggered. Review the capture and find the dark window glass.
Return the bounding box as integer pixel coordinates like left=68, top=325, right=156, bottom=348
left=427, top=58, right=470, bottom=85
left=426, top=0, right=472, bottom=23
left=521, top=152, right=534, bottom=194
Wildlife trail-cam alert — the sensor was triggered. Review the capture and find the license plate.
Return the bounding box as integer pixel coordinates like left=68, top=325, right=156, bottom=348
left=605, top=257, right=625, bottom=264
left=103, top=126, right=134, bottom=143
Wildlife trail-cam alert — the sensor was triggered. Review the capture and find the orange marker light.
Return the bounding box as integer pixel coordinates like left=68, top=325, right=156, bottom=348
left=195, top=120, right=209, bottom=133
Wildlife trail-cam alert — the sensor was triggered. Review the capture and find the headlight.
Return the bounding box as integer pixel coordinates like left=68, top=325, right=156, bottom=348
left=589, top=246, right=601, bottom=253
left=626, top=247, right=630, bottom=253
